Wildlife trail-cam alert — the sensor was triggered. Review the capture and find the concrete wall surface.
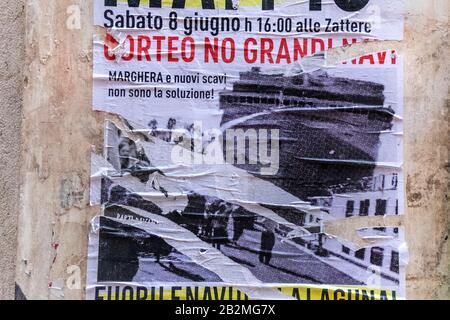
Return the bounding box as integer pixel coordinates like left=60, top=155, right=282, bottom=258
left=0, top=0, right=447, bottom=300
left=0, top=0, right=24, bottom=300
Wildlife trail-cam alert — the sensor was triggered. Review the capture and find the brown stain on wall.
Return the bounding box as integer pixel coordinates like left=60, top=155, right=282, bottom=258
left=14, top=0, right=449, bottom=299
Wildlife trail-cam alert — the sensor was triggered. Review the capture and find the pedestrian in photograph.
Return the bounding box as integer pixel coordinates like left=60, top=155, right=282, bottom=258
left=232, top=206, right=256, bottom=244
left=118, top=137, right=150, bottom=170
left=259, top=219, right=277, bottom=265
left=208, top=200, right=230, bottom=250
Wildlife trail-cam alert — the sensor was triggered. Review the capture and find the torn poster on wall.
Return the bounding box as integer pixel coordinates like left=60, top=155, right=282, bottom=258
left=88, top=0, right=406, bottom=300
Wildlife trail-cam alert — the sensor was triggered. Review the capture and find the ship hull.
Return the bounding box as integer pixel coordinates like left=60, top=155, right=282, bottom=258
left=220, top=103, right=394, bottom=200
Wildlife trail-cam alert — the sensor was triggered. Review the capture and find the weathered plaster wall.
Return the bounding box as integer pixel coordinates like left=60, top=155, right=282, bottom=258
left=0, top=0, right=24, bottom=300
left=13, top=0, right=450, bottom=300
left=15, top=0, right=101, bottom=300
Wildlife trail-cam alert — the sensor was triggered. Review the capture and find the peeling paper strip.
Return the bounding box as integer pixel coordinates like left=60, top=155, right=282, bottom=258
left=87, top=214, right=402, bottom=300
left=88, top=213, right=293, bottom=299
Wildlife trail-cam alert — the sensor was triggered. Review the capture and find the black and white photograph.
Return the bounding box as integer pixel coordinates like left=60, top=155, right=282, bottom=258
left=88, top=62, right=405, bottom=298
left=94, top=180, right=404, bottom=288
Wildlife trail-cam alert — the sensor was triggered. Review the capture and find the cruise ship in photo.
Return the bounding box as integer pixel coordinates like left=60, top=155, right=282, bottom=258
left=219, top=67, right=395, bottom=200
